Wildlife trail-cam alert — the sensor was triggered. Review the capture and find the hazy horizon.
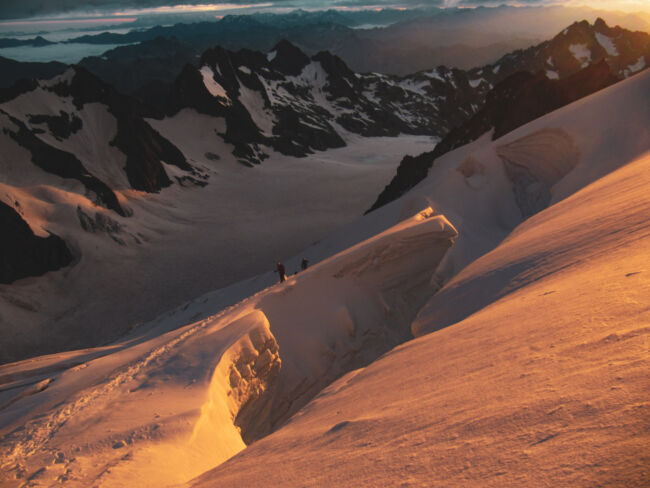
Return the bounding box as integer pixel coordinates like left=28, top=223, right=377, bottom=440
left=1, top=0, right=650, bottom=24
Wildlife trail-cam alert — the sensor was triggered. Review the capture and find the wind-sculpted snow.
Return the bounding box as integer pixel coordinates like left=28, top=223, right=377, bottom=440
left=497, top=129, right=581, bottom=217
left=192, top=151, right=650, bottom=488
left=0, top=208, right=456, bottom=487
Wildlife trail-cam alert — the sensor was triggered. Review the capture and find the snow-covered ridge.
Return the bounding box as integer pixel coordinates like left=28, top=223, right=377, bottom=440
left=0, top=207, right=456, bottom=487
left=198, top=149, right=650, bottom=488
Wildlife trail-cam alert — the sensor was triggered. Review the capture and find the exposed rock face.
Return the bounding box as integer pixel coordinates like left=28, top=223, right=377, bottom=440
left=367, top=60, right=620, bottom=213
left=269, top=39, right=310, bottom=76
left=167, top=40, right=485, bottom=165
left=27, top=111, right=82, bottom=140
left=466, top=18, right=650, bottom=86
left=45, top=67, right=192, bottom=193
left=0, top=200, right=73, bottom=284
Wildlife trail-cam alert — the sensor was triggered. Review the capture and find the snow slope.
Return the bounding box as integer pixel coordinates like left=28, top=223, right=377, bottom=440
left=0, top=104, right=433, bottom=362
left=193, top=149, right=650, bottom=487
left=325, top=68, right=650, bottom=284
left=0, top=208, right=456, bottom=487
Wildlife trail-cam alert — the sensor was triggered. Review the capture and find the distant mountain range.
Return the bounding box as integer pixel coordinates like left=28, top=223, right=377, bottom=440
left=2, top=5, right=648, bottom=92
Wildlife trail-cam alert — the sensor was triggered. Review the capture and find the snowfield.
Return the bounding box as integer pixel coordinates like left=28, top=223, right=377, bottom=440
left=1, top=63, right=649, bottom=488
left=0, top=97, right=434, bottom=361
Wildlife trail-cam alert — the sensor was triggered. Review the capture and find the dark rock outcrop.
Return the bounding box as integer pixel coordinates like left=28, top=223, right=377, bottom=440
left=269, top=39, right=310, bottom=76
left=48, top=67, right=192, bottom=193
left=0, top=77, right=40, bottom=103
left=0, top=56, right=66, bottom=90
left=0, top=200, right=73, bottom=284
left=78, top=36, right=198, bottom=109
left=28, top=111, right=82, bottom=140
left=467, top=18, right=650, bottom=86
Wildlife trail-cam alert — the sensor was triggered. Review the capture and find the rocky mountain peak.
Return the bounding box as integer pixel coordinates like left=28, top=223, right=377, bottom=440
left=269, top=39, right=310, bottom=76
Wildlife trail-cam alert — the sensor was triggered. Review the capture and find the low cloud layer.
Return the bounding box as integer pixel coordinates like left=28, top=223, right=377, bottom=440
left=0, top=0, right=647, bottom=21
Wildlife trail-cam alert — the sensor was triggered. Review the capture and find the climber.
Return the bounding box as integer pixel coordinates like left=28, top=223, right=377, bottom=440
left=276, top=261, right=287, bottom=283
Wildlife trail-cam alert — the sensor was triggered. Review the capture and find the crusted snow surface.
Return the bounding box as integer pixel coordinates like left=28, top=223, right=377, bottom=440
left=595, top=32, right=619, bottom=56
left=1, top=49, right=649, bottom=488
left=0, top=123, right=433, bottom=365
left=199, top=65, right=230, bottom=103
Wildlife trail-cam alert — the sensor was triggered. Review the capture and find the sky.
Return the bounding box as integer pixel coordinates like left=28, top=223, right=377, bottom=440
left=1, top=0, right=649, bottom=22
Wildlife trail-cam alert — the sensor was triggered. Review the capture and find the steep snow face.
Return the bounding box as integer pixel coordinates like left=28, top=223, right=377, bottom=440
left=0, top=208, right=456, bottom=487
left=397, top=69, right=650, bottom=278
left=569, top=43, right=592, bottom=68
left=200, top=65, right=230, bottom=103
left=625, top=56, right=647, bottom=77
left=194, top=150, right=650, bottom=488
left=595, top=32, right=618, bottom=56
left=496, top=128, right=580, bottom=217
left=237, top=83, right=275, bottom=136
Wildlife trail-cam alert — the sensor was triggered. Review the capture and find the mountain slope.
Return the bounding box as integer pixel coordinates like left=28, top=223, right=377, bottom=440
left=0, top=51, right=648, bottom=488
left=368, top=58, right=620, bottom=212
left=0, top=200, right=72, bottom=284
left=194, top=149, right=650, bottom=488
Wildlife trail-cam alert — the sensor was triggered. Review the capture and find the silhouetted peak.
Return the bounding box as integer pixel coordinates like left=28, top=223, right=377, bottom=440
left=594, top=17, right=609, bottom=31
left=270, top=40, right=310, bottom=76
